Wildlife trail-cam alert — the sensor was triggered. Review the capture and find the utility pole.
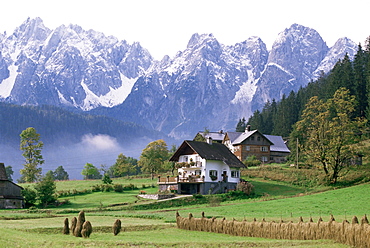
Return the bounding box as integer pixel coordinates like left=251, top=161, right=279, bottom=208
left=296, top=137, right=299, bottom=169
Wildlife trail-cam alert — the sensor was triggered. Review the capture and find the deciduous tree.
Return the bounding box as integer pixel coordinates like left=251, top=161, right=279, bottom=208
left=34, top=173, right=57, bottom=207
left=19, top=127, right=44, bottom=183
left=293, top=88, right=367, bottom=184
left=138, top=139, right=169, bottom=180
left=110, top=153, right=136, bottom=178
left=81, top=163, right=102, bottom=180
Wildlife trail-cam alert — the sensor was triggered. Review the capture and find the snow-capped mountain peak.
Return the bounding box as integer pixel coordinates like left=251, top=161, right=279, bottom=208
left=0, top=18, right=359, bottom=139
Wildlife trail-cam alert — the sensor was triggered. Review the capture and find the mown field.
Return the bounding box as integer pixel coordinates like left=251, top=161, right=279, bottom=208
left=1, top=174, right=369, bottom=247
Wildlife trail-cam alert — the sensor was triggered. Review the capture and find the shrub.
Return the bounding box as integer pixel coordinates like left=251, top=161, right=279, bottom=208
left=102, top=184, right=113, bottom=192
left=102, top=174, right=112, bottom=184
left=243, top=156, right=261, bottom=167
left=91, top=184, right=102, bottom=192
left=123, top=183, right=137, bottom=190
left=192, top=194, right=204, bottom=199
left=113, top=184, right=124, bottom=192
left=236, top=181, right=255, bottom=196
left=22, top=187, right=37, bottom=207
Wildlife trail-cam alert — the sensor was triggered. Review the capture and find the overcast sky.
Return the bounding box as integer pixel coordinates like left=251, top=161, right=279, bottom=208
left=1, top=0, right=369, bottom=60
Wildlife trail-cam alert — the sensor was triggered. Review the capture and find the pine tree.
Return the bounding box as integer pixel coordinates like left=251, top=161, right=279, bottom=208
left=235, top=118, right=246, bottom=132
left=353, top=44, right=368, bottom=117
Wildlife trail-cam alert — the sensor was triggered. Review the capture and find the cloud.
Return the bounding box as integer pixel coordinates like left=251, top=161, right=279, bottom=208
left=80, top=134, right=120, bottom=151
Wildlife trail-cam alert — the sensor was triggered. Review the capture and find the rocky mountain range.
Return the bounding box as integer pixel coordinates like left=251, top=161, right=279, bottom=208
left=0, top=18, right=359, bottom=139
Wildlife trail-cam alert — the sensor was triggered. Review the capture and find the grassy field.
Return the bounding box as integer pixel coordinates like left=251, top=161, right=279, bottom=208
left=1, top=176, right=368, bottom=247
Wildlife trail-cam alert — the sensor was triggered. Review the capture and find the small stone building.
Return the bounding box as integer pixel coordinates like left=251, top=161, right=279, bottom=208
left=0, top=163, right=24, bottom=209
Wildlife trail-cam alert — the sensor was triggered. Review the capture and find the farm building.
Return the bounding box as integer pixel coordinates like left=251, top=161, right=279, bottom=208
left=195, top=126, right=291, bottom=163
left=158, top=139, right=246, bottom=195
left=0, top=163, right=24, bottom=209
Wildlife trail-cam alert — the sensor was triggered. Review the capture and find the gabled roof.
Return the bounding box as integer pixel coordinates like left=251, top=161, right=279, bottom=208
left=227, top=130, right=273, bottom=145
left=170, top=140, right=246, bottom=168
left=264, top=135, right=291, bottom=153
left=196, top=131, right=225, bottom=142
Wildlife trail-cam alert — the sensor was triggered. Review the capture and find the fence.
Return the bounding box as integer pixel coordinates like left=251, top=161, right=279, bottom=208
left=176, top=212, right=370, bottom=248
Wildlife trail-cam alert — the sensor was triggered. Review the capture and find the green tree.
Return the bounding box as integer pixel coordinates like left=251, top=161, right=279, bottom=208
left=293, top=88, right=367, bottom=184
left=353, top=45, right=368, bottom=117
left=102, top=173, right=112, bottom=184
left=54, top=166, right=69, bottom=181
left=138, top=139, right=169, bottom=180
left=21, top=186, right=37, bottom=207
left=81, top=163, right=102, bottom=180
left=19, top=127, right=44, bottom=183
left=34, top=173, right=56, bottom=207
left=5, top=165, right=14, bottom=181
left=111, top=153, right=136, bottom=178
left=235, top=118, right=246, bottom=132
left=45, top=170, right=55, bottom=180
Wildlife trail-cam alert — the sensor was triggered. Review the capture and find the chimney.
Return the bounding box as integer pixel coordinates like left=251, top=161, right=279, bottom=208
left=245, top=125, right=251, bottom=132
left=206, top=136, right=213, bottom=145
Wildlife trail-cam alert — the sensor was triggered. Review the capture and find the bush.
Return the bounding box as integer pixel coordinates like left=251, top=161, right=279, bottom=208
left=91, top=184, right=102, bottom=192
left=243, top=156, right=261, bottom=167
left=192, top=194, right=204, bottom=199
left=123, top=183, right=137, bottom=190
left=101, top=184, right=113, bottom=192
left=22, top=187, right=37, bottom=207
left=102, top=174, right=112, bottom=184
left=236, top=181, right=255, bottom=196
left=113, top=184, right=124, bottom=192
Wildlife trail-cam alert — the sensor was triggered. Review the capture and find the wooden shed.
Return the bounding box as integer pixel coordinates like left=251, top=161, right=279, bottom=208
left=0, top=163, right=24, bottom=209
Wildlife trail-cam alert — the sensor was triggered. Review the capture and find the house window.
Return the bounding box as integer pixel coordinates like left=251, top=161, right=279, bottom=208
left=209, top=170, right=218, bottom=180
left=257, top=136, right=261, bottom=141
left=209, top=170, right=218, bottom=177
left=180, top=156, right=188, bottom=162
left=261, top=156, right=268, bottom=162
left=231, top=170, right=240, bottom=178
left=245, top=146, right=250, bottom=151
left=260, top=146, right=268, bottom=152
left=251, top=136, right=254, bottom=141
left=195, top=170, right=201, bottom=176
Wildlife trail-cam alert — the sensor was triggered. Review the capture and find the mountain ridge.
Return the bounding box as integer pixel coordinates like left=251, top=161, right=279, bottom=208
left=0, top=18, right=359, bottom=139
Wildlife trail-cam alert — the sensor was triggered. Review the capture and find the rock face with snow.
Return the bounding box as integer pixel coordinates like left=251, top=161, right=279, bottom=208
left=0, top=19, right=358, bottom=139
left=0, top=17, right=153, bottom=110
left=111, top=24, right=357, bottom=138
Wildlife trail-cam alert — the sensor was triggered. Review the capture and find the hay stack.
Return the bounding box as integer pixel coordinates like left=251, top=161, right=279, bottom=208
left=113, top=219, right=122, bottom=236
left=63, top=218, right=69, bottom=235
left=81, top=221, right=92, bottom=238
left=70, top=217, right=77, bottom=235
left=74, top=210, right=86, bottom=237
left=352, top=216, right=359, bottom=224
left=361, top=214, right=368, bottom=225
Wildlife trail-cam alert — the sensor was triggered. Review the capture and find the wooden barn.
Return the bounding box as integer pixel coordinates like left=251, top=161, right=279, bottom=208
left=0, top=163, right=24, bottom=209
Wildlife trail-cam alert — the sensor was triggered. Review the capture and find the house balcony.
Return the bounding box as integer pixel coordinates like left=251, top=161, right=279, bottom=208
left=175, top=161, right=202, bottom=169
left=157, top=175, right=204, bottom=184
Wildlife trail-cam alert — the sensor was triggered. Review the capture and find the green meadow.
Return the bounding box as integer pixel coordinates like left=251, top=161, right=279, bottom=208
left=1, top=176, right=368, bottom=247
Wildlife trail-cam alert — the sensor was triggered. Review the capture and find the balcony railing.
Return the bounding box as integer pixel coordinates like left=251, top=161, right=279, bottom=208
left=175, top=161, right=202, bottom=169
left=157, top=175, right=204, bottom=184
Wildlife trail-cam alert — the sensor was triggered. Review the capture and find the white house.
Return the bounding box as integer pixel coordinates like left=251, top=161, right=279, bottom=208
left=158, top=139, right=246, bottom=194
